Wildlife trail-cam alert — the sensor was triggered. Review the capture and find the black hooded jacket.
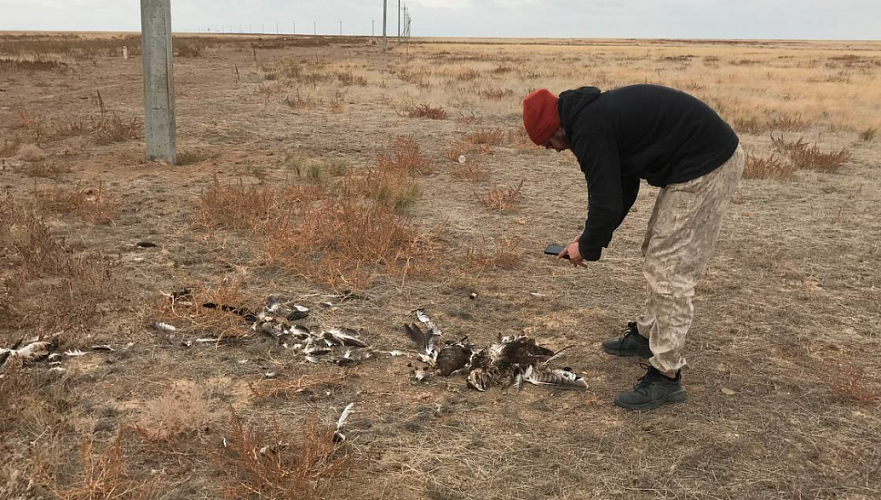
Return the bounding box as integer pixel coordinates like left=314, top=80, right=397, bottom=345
left=558, top=84, right=739, bottom=261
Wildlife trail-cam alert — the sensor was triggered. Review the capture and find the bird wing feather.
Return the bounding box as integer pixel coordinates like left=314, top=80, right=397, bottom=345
left=336, top=402, right=354, bottom=430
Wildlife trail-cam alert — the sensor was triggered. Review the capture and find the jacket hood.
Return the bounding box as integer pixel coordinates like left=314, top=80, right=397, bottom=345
left=558, top=86, right=602, bottom=138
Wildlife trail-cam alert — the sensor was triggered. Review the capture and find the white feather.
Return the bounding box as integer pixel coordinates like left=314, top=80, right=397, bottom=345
left=336, top=403, right=354, bottom=430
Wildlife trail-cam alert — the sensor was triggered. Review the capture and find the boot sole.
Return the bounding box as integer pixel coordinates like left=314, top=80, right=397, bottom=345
left=614, top=388, right=687, bottom=410
left=602, top=344, right=652, bottom=358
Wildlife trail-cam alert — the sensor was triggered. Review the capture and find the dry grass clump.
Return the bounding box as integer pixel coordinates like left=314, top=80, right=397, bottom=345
left=134, top=384, right=217, bottom=444
left=467, top=129, right=506, bottom=147
left=451, top=157, right=489, bottom=182
left=14, top=160, right=74, bottom=179
left=175, top=39, right=205, bottom=58
left=35, top=433, right=155, bottom=500
left=213, top=409, right=350, bottom=500
left=377, top=137, right=432, bottom=175
left=476, top=180, right=524, bottom=211
left=859, top=127, right=877, bottom=142
left=830, top=366, right=880, bottom=405
left=11, top=107, right=140, bottom=146
left=263, top=198, right=439, bottom=291
left=405, top=103, right=448, bottom=120
left=193, top=177, right=324, bottom=231
left=479, top=87, right=514, bottom=100
left=743, top=153, right=797, bottom=180
left=36, top=183, right=122, bottom=224
left=335, top=70, right=367, bottom=87
left=351, top=167, right=422, bottom=211
left=771, top=136, right=852, bottom=172
left=94, top=115, right=141, bottom=144
left=467, top=236, right=520, bottom=271
left=1, top=137, right=23, bottom=158
left=0, top=195, right=120, bottom=338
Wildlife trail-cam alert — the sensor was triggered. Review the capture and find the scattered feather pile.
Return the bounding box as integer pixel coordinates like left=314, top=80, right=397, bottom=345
left=401, top=310, right=587, bottom=392
left=1, top=338, right=118, bottom=373
left=250, top=295, right=372, bottom=366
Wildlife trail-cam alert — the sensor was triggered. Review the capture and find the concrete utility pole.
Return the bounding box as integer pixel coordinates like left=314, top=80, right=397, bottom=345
left=340, top=20, right=342, bottom=36
left=372, top=19, right=374, bottom=37
left=397, top=0, right=401, bottom=40
left=139, top=0, right=176, bottom=164
left=382, top=0, right=387, bottom=51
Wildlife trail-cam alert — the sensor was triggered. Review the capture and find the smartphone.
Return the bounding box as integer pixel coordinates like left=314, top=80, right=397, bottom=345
left=544, top=244, right=570, bottom=260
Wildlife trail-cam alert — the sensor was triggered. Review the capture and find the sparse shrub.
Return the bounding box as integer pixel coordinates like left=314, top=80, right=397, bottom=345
left=16, top=143, right=46, bottom=162
left=14, top=160, right=73, bottom=179
left=193, top=177, right=323, bottom=230
left=831, top=366, right=880, bottom=404
left=378, top=137, right=432, bottom=175
left=35, top=433, right=156, bottom=500
left=175, top=40, right=205, bottom=58
left=213, top=409, right=350, bottom=500
left=455, top=68, right=481, bottom=81
left=771, top=136, right=851, bottom=172
left=283, top=89, right=317, bottom=109
left=467, top=236, right=520, bottom=270
left=732, top=117, right=765, bottom=135
left=134, top=384, right=216, bottom=444
left=468, top=129, right=506, bottom=147
left=176, top=150, right=208, bottom=166
left=476, top=180, right=524, bottom=211
left=336, top=70, right=367, bottom=86
left=479, top=87, right=514, bottom=100
left=768, top=114, right=807, bottom=132
left=1, top=137, right=22, bottom=158
left=36, top=182, right=122, bottom=225
left=451, top=157, right=489, bottom=182
left=406, top=103, right=448, bottom=120
left=263, top=198, right=438, bottom=290
left=0, top=194, right=121, bottom=338
left=859, top=127, right=877, bottom=142
left=490, top=65, right=513, bottom=75
left=94, top=115, right=141, bottom=144
left=743, top=153, right=797, bottom=180
left=355, top=168, right=422, bottom=210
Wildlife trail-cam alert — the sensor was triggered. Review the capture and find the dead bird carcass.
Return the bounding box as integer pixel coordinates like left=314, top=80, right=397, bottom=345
left=401, top=310, right=587, bottom=391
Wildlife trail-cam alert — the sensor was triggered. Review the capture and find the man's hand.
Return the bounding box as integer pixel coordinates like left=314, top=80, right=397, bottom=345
left=558, top=238, right=587, bottom=268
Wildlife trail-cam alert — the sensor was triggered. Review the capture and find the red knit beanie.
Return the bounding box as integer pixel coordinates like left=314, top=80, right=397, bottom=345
left=522, top=89, right=560, bottom=145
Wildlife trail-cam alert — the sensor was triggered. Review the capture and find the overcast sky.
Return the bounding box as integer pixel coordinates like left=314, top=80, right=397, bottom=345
left=0, top=0, right=878, bottom=40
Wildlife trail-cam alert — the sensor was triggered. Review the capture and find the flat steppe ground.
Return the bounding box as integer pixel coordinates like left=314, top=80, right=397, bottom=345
left=1, top=33, right=879, bottom=499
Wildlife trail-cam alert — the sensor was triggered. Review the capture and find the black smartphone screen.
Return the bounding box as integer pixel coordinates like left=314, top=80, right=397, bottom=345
left=544, top=244, right=569, bottom=259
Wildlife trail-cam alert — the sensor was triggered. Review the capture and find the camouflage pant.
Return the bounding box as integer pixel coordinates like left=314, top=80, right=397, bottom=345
left=637, top=145, right=744, bottom=373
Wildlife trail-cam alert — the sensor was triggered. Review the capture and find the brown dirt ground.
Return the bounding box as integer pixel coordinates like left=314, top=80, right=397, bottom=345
left=1, top=34, right=880, bottom=499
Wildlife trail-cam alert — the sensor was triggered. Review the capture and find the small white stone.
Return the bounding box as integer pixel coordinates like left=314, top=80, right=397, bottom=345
left=458, top=154, right=466, bottom=164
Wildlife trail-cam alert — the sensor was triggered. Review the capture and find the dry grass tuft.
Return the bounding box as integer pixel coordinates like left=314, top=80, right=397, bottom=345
left=193, top=177, right=324, bottom=231
left=377, top=137, right=432, bottom=176
left=771, top=136, right=852, bottom=172
left=830, top=366, right=880, bottom=404
left=859, top=127, right=877, bottom=142
left=743, top=152, right=797, bottom=180
left=451, top=157, right=489, bottom=182
left=467, top=129, right=506, bottom=147
left=476, top=180, right=524, bottom=211
left=467, top=236, right=521, bottom=271
left=14, top=160, right=73, bottom=179
left=36, top=182, right=122, bottom=224
left=133, top=384, right=216, bottom=444
left=213, top=409, right=350, bottom=500
left=94, top=115, right=141, bottom=144
left=36, top=433, right=155, bottom=500
left=405, top=103, right=448, bottom=120
left=263, top=198, right=439, bottom=291
left=0, top=194, right=120, bottom=338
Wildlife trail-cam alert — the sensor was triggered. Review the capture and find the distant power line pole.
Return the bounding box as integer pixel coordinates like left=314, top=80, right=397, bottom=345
left=397, top=0, right=401, bottom=40
left=382, top=1, right=387, bottom=51
left=372, top=19, right=374, bottom=37
left=313, top=21, right=316, bottom=35
left=293, top=21, right=296, bottom=34
left=340, top=20, right=342, bottom=36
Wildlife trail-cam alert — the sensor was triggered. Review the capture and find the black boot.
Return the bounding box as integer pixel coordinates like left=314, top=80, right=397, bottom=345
left=602, top=322, right=652, bottom=358
left=614, top=364, right=687, bottom=410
